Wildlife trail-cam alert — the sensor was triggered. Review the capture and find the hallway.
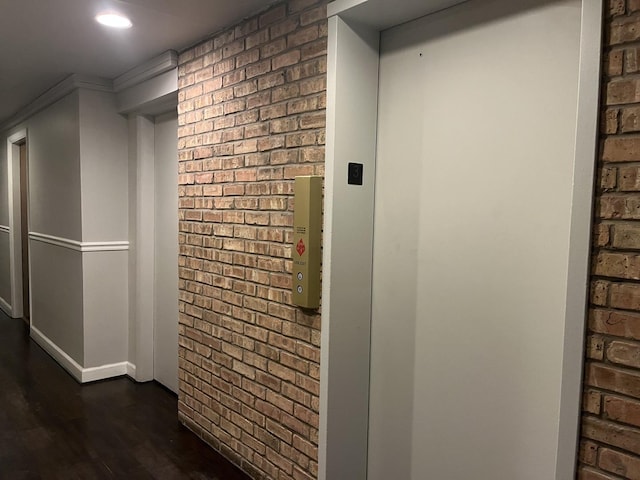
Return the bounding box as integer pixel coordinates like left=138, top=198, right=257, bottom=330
left=0, top=312, right=250, bottom=479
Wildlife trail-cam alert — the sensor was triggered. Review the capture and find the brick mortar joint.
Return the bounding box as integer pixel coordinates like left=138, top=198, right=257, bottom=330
left=182, top=23, right=328, bottom=68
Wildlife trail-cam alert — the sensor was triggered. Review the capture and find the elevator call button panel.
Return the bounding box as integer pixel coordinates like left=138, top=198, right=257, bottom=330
left=292, top=176, right=322, bottom=309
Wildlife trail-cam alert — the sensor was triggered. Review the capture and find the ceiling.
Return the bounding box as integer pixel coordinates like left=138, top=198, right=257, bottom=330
left=0, top=0, right=275, bottom=127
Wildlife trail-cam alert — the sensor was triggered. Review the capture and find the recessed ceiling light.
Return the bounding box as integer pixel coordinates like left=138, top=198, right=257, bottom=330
left=96, top=12, right=132, bottom=29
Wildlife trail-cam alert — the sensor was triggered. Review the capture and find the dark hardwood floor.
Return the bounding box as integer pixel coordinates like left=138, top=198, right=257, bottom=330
left=0, top=312, right=251, bottom=480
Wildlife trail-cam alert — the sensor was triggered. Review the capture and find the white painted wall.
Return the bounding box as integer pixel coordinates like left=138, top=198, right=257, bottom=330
left=78, top=88, right=130, bottom=369
left=0, top=233, right=11, bottom=311
left=82, top=252, right=128, bottom=368
left=3, top=92, right=85, bottom=362
left=0, top=62, right=179, bottom=381
left=153, top=111, right=179, bottom=392
left=1, top=88, right=131, bottom=373
left=26, top=92, right=82, bottom=240
left=79, top=89, right=129, bottom=241
left=0, top=139, right=10, bottom=308
left=0, top=140, right=7, bottom=226
left=369, top=1, right=583, bottom=479
left=30, top=241, right=84, bottom=363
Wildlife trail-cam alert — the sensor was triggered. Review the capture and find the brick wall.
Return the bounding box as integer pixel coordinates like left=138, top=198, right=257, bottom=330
left=579, top=2, right=640, bottom=479
left=176, top=1, right=326, bottom=479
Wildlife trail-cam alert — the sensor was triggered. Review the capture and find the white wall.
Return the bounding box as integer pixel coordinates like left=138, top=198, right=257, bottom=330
left=0, top=233, right=11, bottom=311
left=79, top=88, right=129, bottom=369
left=369, top=1, right=583, bottom=479
left=1, top=87, right=131, bottom=373
left=0, top=61, right=179, bottom=381
left=82, top=252, right=128, bottom=368
left=0, top=140, right=7, bottom=226
left=30, top=241, right=84, bottom=363
left=79, top=89, right=129, bottom=241
left=5, top=92, right=86, bottom=363
left=27, top=92, right=82, bottom=240
left=0, top=139, right=10, bottom=308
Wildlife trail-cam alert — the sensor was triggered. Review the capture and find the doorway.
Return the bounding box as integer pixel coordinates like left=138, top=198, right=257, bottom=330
left=368, top=1, right=583, bottom=479
left=18, top=142, right=29, bottom=323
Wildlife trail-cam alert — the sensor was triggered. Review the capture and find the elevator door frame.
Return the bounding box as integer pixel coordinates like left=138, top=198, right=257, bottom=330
left=6, top=129, right=29, bottom=321
left=318, top=1, right=603, bottom=479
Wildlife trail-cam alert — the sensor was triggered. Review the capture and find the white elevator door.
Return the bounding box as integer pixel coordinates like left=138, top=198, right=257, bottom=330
left=369, top=1, right=582, bottom=479
left=154, top=111, right=179, bottom=393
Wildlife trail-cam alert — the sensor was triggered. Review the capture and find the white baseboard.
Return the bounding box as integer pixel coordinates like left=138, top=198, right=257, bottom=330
left=31, top=325, right=84, bottom=382
left=0, top=296, right=12, bottom=317
left=82, top=361, right=129, bottom=383
left=126, top=362, right=137, bottom=378
left=30, top=325, right=129, bottom=383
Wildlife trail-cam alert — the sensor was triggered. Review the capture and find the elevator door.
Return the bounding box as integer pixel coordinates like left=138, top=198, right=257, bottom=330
left=153, top=112, right=179, bottom=393
left=369, top=1, right=582, bottom=479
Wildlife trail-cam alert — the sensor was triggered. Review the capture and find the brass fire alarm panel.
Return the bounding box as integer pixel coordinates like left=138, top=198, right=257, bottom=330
left=292, top=176, right=322, bottom=309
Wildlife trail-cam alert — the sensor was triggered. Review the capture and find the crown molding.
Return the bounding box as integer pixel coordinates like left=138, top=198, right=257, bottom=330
left=113, top=50, right=178, bottom=93
left=0, top=51, right=177, bottom=132
left=1, top=74, right=113, bottom=132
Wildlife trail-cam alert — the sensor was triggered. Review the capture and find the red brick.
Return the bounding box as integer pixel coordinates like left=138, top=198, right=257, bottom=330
left=584, top=390, right=602, bottom=415
left=603, top=137, right=640, bottom=162
left=599, top=448, right=640, bottom=479
left=301, top=38, right=327, bottom=61
left=611, top=283, right=640, bottom=310
left=587, top=363, right=640, bottom=397
left=607, top=340, right=640, bottom=368
left=621, top=106, right=640, bottom=133
left=177, top=3, right=323, bottom=478
left=588, top=335, right=606, bottom=360
left=607, top=49, right=624, bottom=77
left=620, top=167, right=640, bottom=191
left=259, top=4, right=287, bottom=28
left=627, top=47, right=640, bottom=73
left=582, top=416, right=640, bottom=455
left=287, top=25, right=319, bottom=48
left=590, top=280, right=609, bottom=306
left=300, top=6, right=326, bottom=26
left=594, top=252, right=640, bottom=280
left=595, top=223, right=611, bottom=247
left=612, top=224, right=640, bottom=251
left=271, top=17, right=300, bottom=39
left=578, top=467, right=617, bottom=480
left=605, top=395, right=640, bottom=428
left=599, top=195, right=640, bottom=220
left=610, top=15, right=640, bottom=45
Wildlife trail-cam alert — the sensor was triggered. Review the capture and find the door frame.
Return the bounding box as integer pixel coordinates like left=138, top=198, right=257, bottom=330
left=318, top=1, right=603, bottom=478
left=6, top=129, right=29, bottom=321
left=109, top=50, right=178, bottom=383
left=151, top=109, right=180, bottom=393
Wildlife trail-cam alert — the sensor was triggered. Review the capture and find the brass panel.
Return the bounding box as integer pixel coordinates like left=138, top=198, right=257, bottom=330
left=292, top=176, right=322, bottom=309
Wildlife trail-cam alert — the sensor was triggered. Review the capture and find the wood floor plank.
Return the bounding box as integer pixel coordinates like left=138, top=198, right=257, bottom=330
left=0, top=312, right=251, bottom=480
